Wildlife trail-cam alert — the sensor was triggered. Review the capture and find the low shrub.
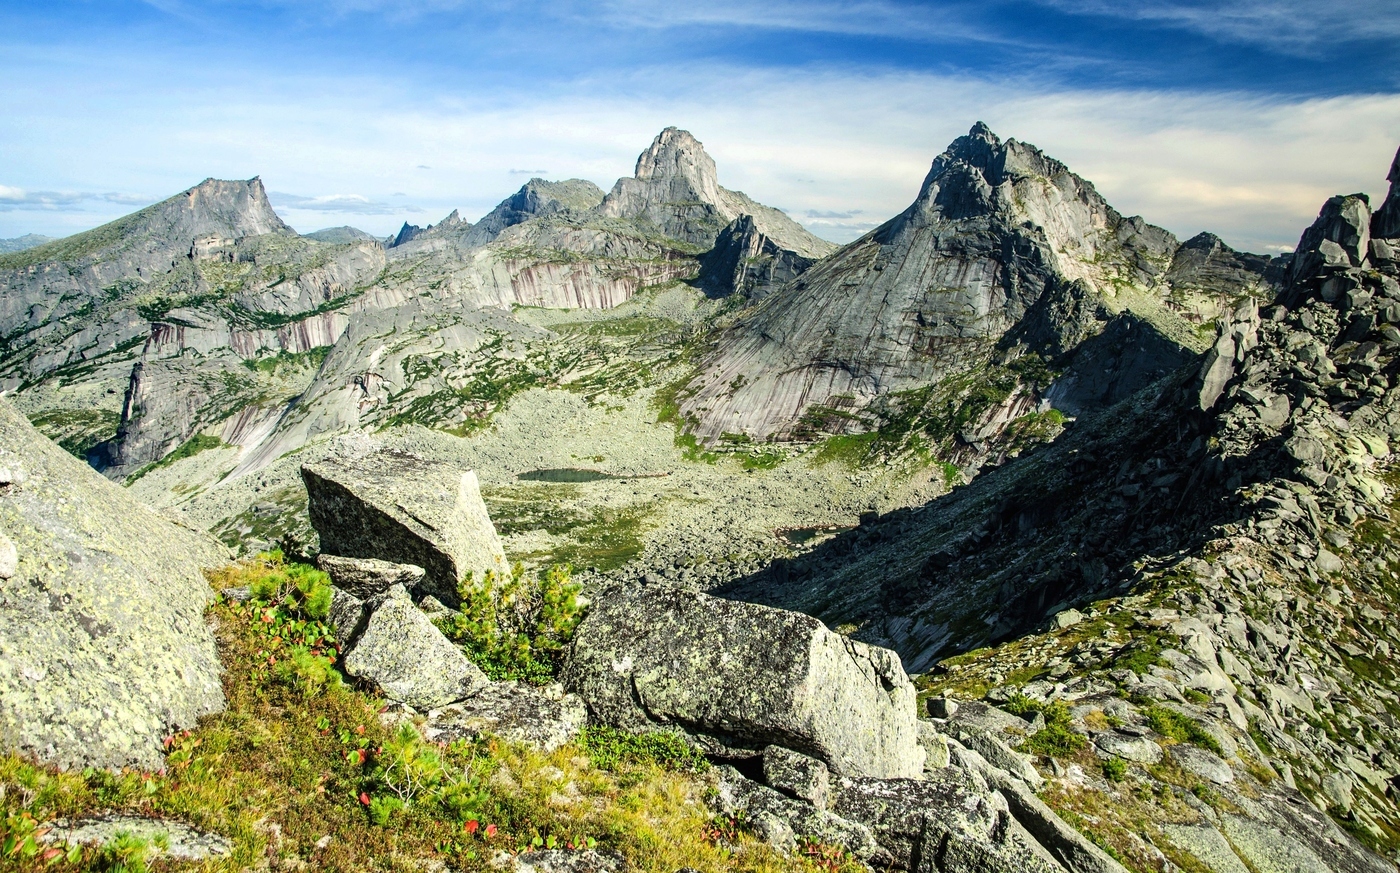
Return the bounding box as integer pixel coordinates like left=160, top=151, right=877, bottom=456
left=1144, top=706, right=1224, bottom=757
left=437, top=563, right=582, bottom=684
left=1022, top=700, right=1088, bottom=757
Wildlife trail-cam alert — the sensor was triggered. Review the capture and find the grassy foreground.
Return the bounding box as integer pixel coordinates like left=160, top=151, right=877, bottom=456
left=0, top=556, right=854, bottom=873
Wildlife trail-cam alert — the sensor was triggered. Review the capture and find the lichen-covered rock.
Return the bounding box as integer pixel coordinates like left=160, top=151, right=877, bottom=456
left=302, top=450, right=506, bottom=606
left=317, top=553, right=425, bottom=599
left=762, top=745, right=831, bottom=809
left=830, top=770, right=1061, bottom=873
left=39, top=814, right=231, bottom=861
left=562, top=582, right=924, bottom=778
left=327, top=586, right=368, bottom=646
left=510, top=850, right=629, bottom=873
left=0, top=398, right=227, bottom=770
left=713, top=766, right=888, bottom=864
left=416, top=681, right=587, bottom=752
left=341, top=584, right=488, bottom=709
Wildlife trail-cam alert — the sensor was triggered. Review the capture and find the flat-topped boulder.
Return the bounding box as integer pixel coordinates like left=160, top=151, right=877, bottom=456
left=317, top=553, right=425, bottom=599
left=562, top=582, right=925, bottom=779
left=302, top=450, right=506, bottom=606
left=0, top=398, right=228, bottom=770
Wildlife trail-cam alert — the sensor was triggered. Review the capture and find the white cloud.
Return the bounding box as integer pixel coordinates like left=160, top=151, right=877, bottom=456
left=1033, top=0, right=1400, bottom=53
left=1, top=55, right=1396, bottom=252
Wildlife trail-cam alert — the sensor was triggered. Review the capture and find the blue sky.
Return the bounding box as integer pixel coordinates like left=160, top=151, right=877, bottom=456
left=2, top=0, right=1398, bottom=252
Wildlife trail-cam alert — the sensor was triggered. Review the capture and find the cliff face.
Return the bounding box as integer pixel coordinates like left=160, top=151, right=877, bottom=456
left=679, top=123, right=1196, bottom=443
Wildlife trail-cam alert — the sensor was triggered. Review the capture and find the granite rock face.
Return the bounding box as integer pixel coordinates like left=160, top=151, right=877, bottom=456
left=461, top=178, right=607, bottom=249
left=681, top=122, right=1183, bottom=442
left=1373, top=145, right=1400, bottom=241
left=317, top=554, right=425, bottom=599
left=561, top=581, right=924, bottom=779
left=340, top=584, right=489, bottom=709
left=302, top=449, right=507, bottom=605
left=697, top=215, right=819, bottom=300
left=597, top=127, right=833, bottom=259
left=0, top=397, right=227, bottom=770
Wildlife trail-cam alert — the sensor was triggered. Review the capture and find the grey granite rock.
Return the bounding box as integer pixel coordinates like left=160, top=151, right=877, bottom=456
left=762, top=745, right=831, bottom=810
left=697, top=215, right=819, bottom=300
left=713, top=766, right=888, bottom=863
left=1094, top=730, right=1163, bottom=764
left=327, top=586, right=368, bottom=647
left=597, top=128, right=832, bottom=258
left=416, top=681, right=587, bottom=752
left=317, top=553, right=425, bottom=599
left=1169, top=743, right=1233, bottom=784
left=511, top=850, right=628, bottom=873
left=39, top=814, right=231, bottom=861
left=302, top=449, right=506, bottom=606
left=0, top=397, right=227, bottom=770
left=682, top=122, right=1181, bottom=442
left=341, top=584, right=488, bottom=709
left=462, top=178, right=606, bottom=249
left=562, top=582, right=924, bottom=778
left=830, top=770, right=1061, bottom=873
left=1373, top=145, right=1400, bottom=240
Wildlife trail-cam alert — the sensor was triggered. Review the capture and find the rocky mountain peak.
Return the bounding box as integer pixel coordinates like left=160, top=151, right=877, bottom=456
left=461, top=178, right=606, bottom=248
left=1372, top=145, right=1400, bottom=240
left=178, top=176, right=292, bottom=240
left=634, top=127, right=718, bottom=189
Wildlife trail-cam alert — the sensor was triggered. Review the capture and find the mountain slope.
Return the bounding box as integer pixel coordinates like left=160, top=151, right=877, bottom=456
left=678, top=123, right=1205, bottom=443
left=717, top=144, right=1400, bottom=866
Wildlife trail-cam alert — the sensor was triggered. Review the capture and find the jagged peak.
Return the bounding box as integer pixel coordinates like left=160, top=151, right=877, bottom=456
left=633, top=127, right=718, bottom=191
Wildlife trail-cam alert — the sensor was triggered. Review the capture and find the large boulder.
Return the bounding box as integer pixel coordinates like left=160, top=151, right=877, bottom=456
left=301, top=450, right=506, bottom=606
left=561, top=582, right=925, bottom=779
left=0, top=398, right=227, bottom=770
left=341, top=584, right=489, bottom=709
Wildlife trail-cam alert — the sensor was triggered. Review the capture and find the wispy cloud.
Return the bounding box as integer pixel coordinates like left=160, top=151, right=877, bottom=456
left=1033, top=0, right=1400, bottom=53
left=0, top=185, right=153, bottom=211
left=269, top=191, right=420, bottom=215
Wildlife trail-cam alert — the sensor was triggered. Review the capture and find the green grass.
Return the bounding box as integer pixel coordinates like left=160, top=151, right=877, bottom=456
left=1143, top=706, right=1224, bottom=756
left=1021, top=701, right=1088, bottom=757
left=0, top=555, right=839, bottom=873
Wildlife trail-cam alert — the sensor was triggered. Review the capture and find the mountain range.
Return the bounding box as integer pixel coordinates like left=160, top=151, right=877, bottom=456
left=5, top=123, right=1400, bottom=871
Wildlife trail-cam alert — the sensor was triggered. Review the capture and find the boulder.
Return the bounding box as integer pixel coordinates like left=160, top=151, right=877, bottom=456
left=562, top=582, right=925, bottom=779
left=302, top=450, right=506, bottom=606
left=713, top=766, right=888, bottom=863
left=39, top=814, right=231, bottom=862
left=327, top=586, right=368, bottom=646
left=1094, top=730, right=1164, bottom=765
left=511, top=850, right=628, bottom=873
left=830, top=771, right=1061, bottom=873
left=762, top=745, right=831, bottom=810
left=415, top=681, right=587, bottom=752
left=341, top=584, right=488, bottom=709
left=317, top=553, right=425, bottom=599
left=1168, top=743, right=1233, bottom=785
left=0, top=398, right=227, bottom=770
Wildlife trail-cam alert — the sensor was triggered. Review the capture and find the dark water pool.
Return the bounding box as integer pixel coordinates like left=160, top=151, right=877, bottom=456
left=517, top=468, right=628, bottom=483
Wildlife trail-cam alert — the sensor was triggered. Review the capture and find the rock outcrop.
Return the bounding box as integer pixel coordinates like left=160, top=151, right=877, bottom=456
left=597, top=127, right=833, bottom=259
left=680, top=122, right=1187, bottom=442
left=302, top=449, right=507, bottom=605
left=0, top=397, right=227, bottom=770
left=460, top=178, right=607, bottom=249
left=339, top=584, right=489, bottom=709
left=562, top=581, right=924, bottom=779
left=697, top=215, right=820, bottom=300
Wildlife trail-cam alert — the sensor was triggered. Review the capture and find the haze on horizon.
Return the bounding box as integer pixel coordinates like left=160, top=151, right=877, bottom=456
left=2, top=0, right=1399, bottom=254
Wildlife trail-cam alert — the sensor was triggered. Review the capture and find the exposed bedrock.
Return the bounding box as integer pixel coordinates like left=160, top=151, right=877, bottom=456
left=561, top=581, right=925, bottom=779
left=0, top=398, right=227, bottom=770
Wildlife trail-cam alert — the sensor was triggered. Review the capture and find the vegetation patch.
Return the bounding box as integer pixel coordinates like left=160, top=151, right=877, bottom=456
left=124, top=434, right=227, bottom=486
left=26, top=409, right=120, bottom=460
left=436, top=564, right=583, bottom=684
left=0, top=555, right=842, bottom=873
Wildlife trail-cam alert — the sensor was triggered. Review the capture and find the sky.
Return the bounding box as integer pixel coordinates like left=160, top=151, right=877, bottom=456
left=1, top=1, right=1399, bottom=253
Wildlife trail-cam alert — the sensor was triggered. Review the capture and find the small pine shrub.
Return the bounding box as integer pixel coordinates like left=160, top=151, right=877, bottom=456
left=1102, top=757, right=1127, bottom=782
left=437, top=564, right=582, bottom=684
